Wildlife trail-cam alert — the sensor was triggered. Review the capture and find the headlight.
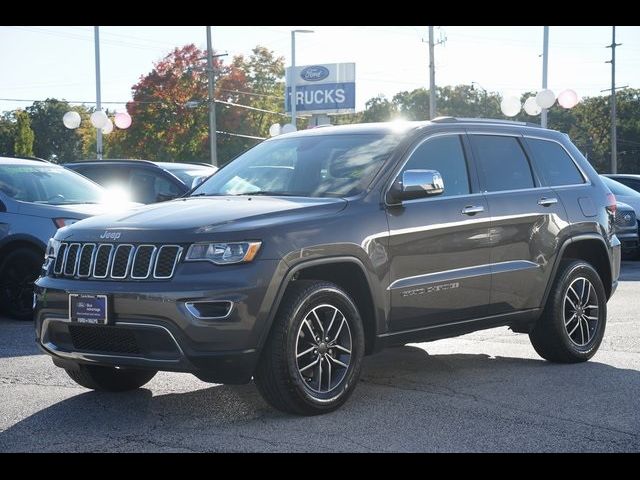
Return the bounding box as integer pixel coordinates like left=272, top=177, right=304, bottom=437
left=53, top=218, right=79, bottom=228
left=185, top=241, right=262, bottom=265
left=45, top=238, right=61, bottom=259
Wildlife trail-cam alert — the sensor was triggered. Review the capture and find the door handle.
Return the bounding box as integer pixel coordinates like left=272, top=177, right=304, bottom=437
left=461, top=205, right=485, bottom=215
left=538, top=197, right=558, bottom=207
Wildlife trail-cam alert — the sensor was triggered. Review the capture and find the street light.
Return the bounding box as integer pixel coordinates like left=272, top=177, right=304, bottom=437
left=290, top=29, right=314, bottom=131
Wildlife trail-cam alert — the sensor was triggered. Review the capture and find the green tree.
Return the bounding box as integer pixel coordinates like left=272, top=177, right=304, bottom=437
left=0, top=112, right=16, bottom=157
left=13, top=110, right=34, bottom=156
left=27, top=99, right=84, bottom=163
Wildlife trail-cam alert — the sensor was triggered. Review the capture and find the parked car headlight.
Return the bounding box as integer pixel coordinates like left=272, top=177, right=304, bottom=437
left=53, top=218, right=79, bottom=228
left=45, top=238, right=61, bottom=259
left=186, top=241, right=261, bottom=265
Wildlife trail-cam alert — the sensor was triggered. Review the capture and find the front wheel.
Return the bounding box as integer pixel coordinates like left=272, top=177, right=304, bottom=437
left=65, top=364, right=157, bottom=392
left=254, top=280, right=365, bottom=415
left=529, top=260, right=607, bottom=363
left=0, top=247, right=43, bottom=321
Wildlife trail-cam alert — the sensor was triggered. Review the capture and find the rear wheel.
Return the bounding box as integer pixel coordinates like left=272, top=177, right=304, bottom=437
left=529, top=260, right=607, bottom=363
left=0, top=247, right=43, bottom=321
left=65, top=364, right=157, bottom=392
left=254, top=280, right=365, bottom=415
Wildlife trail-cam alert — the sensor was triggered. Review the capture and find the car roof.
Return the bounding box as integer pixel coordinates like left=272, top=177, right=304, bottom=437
left=155, top=162, right=216, bottom=170
left=0, top=157, right=59, bottom=167
left=604, top=174, right=640, bottom=179
left=271, top=117, right=554, bottom=140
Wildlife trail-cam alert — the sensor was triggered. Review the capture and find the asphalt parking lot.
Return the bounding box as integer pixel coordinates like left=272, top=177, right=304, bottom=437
left=1, top=264, right=640, bottom=452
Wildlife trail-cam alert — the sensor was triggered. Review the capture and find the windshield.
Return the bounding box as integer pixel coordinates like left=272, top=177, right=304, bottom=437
left=162, top=166, right=216, bottom=186
left=0, top=164, right=106, bottom=205
left=191, top=133, right=399, bottom=198
left=602, top=176, right=640, bottom=197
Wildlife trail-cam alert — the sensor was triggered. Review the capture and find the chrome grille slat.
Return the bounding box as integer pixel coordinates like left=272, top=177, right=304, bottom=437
left=52, top=242, right=181, bottom=281
left=77, top=243, right=96, bottom=277
left=63, top=243, right=80, bottom=276
left=131, top=245, right=156, bottom=279
left=110, top=244, right=135, bottom=279
left=154, top=245, right=183, bottom=279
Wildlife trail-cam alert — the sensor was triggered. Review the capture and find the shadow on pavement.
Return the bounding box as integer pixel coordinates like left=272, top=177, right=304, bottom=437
left=1, top=345, right=639, bottom=452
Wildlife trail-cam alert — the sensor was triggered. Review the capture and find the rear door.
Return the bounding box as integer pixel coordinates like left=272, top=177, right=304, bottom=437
left=468, top=131, right=568, bottom=315
left=386, top=132, right=492, bottom=332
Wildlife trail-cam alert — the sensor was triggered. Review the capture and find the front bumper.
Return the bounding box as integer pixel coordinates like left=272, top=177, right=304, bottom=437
left=617, top=230, right=639, bottom=253
left=34, top=259, right=283, bottom=384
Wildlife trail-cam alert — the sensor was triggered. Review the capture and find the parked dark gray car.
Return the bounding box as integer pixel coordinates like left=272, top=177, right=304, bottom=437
left=0, top=157, right=138, bottom=319
left=34, top=118, right=621, bottom=415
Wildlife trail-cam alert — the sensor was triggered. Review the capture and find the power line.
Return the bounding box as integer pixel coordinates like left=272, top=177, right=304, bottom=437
left=0, top=97, right=287, bottom=116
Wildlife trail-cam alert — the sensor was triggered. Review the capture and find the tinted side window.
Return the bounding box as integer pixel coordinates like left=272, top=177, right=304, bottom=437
left=526, top=138, right=584, bottom=186
left=402, top=135, right=470, bottom=197
left=471, top=135, right=534, bottom=192
left=74, top=166, right=130, bottom=187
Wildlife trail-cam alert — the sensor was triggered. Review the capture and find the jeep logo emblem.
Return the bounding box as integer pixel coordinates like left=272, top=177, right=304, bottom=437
left=300, top=66, right=329, bottom=82
left=99, top=231, right=121, bottom=240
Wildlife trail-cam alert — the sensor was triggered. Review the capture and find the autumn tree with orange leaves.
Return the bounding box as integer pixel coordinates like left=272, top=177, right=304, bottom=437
left=119, top=44, right=284, bottom=164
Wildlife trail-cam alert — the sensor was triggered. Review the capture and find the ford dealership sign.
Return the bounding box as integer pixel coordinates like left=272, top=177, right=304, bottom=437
left=300, top=66, right=330, bottom=82
left=286, top=63, right=355, bottom=115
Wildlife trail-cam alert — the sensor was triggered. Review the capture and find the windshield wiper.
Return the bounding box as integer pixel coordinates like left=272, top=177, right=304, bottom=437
left=232, top=191, right=304, bottom=197
left=189, top=192, right=224, bottom=197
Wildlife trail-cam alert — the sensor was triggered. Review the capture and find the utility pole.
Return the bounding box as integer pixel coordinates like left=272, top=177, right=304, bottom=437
left=541, top=26, right=549, bottom=128
left=428, top=26, right=436, bottom=119
left=606, top=26, right=622, bottom=174
left=206, top=26, right=217, bottom=167
left=94, top=26, right=102, bottom=160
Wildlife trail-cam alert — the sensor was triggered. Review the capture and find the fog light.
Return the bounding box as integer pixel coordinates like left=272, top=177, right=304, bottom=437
left=185, top=301, right=233, bottom=320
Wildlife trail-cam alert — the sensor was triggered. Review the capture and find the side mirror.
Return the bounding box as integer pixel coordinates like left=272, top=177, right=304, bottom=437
left=387, top=169, right=444, bottom=204
left=191, top=176, right=208, bottom=189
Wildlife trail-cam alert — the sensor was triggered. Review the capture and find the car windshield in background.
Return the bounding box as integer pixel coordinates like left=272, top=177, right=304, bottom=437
left=191, top=134, right=400, bottom=198
left=159, top=165, right=215, bottom=186
left=602, top=176, right=640, bottom=197
left=0, top=165, right=105, bottom=205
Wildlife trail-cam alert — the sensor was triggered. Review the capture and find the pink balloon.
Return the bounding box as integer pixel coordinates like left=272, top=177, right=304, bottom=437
left=114, top=112, right=132, bottom=129
left=558, top=89, right=579, bottom=109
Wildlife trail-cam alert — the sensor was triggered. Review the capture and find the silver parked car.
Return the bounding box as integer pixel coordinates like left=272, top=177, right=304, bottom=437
left=0, top=157, right=139, bottom=319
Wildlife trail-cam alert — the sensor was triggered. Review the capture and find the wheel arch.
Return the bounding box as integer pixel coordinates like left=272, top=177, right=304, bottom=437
left=259, top=257, right=383, bottom=357
left=544, top=234, right=614, bottom=304
left=0, top=235, right=46, bottom=266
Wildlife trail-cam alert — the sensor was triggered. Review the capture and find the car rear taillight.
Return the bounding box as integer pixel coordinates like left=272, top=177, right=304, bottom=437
left=606, top=193, right=617, bottom=214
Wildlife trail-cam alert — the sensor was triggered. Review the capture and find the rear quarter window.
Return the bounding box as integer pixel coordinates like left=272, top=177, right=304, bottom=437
left=525, top=138, right=584, bottom=186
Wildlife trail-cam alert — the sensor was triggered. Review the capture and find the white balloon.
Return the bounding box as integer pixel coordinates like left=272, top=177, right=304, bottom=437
left=62, top=111, right=81, bottom=129
left=114, top=112, right=132, bottom=129
left=524, top=97, right=542, bottom=116
left=101, top=118, right=113, bottom=134
left=558, top=89, right=579, bottom=109
left=535, top=89, right=556, bottom=109
left=500, top=96, right=521, bottom=117
left=281, top=123, right=297, bottom=134
left=268, top=123, right=281, bottom=137
left=90, top=110, right=108, bottom=129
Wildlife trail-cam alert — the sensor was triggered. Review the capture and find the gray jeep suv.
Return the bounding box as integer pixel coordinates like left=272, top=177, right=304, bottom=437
left=34, top=118, right=621, bottom=415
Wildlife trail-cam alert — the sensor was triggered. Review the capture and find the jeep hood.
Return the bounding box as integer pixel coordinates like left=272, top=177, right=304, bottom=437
left=59, top=196, right=348, bottom=242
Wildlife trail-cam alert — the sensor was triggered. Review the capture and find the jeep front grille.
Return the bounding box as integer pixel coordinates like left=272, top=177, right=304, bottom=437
left=52, top=242, right=183, bottom=281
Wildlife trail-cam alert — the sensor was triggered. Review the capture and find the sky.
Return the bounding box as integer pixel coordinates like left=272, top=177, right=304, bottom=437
left=0, top=26, right=638, bottom=115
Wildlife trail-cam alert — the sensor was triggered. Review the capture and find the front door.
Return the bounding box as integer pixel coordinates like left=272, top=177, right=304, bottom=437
left=386, top=133, right=492, bottom=332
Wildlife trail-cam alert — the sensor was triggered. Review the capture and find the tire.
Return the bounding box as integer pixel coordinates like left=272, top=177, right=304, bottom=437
left=254, top=280, right=365, bottom=415
left=0, top=247, right=43, bottom=321
left=529, top=260, right=607, bottom=363
left=65, top=364, right=157, bottom=392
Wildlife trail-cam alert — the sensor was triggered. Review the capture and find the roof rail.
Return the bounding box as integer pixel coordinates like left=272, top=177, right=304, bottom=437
left=64, top=158, right=158, bottom=165
left=431, top=116, right=543, bottom=128
left=1, top=155, right=51, bottom=163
